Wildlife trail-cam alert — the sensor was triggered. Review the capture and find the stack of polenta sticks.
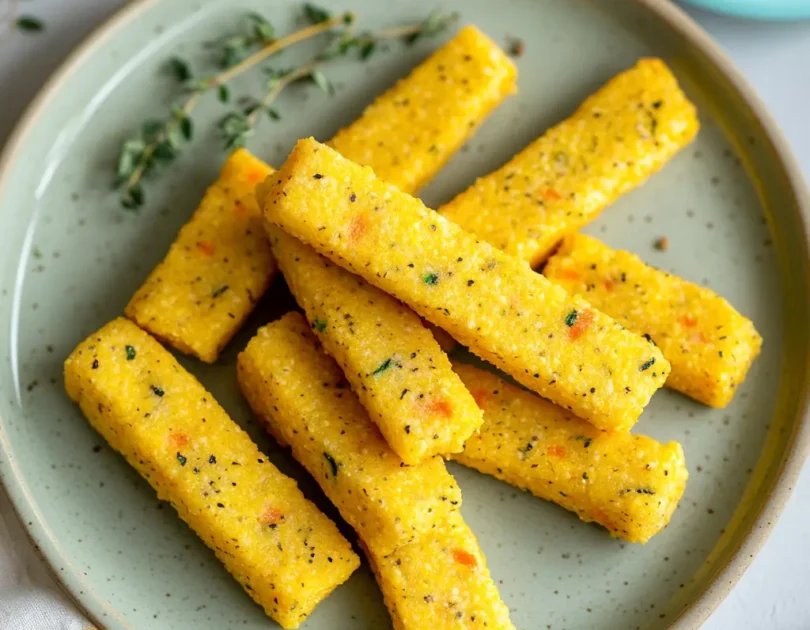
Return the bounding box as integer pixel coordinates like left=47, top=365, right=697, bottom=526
left=65, top=23, right=761, bottom=630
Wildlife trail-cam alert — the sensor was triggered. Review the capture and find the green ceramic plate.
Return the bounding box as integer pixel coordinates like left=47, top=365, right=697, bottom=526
left=0, top=1, right=808, bottom=629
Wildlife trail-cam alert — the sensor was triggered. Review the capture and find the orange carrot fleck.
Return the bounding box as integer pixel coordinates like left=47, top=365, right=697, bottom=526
left=592, top=508, right=616, bottom=531
left=559, top=269, right=582, bottom=281
left=427, top=398, right=453, bottom=418
left=348, top=214, right=367, bottom=243
left=544, top=188, right=563, bottom=201
left=569, top=310, right=594, bottom=340
left=169, top=432, right=190, bottom=448
left=247, top=169, right=267, bottom=184
left=452, top=548, right=478, bottom=568
left=470, top=388, right=489, bottom=409
left=197, top=241, right=216, bottom=256
left=603, top=279, right=614, bottom=291
left=261, top=507, right=284, bottom=525
left=233, top=200, right=248, bottom=216
left=680, top=314, right=698, bottom=328
left=548, top=445, right=567, bottom=458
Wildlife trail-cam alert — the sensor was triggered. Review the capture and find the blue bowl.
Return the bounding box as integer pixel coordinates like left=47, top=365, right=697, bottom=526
left=682, top=0, right=810, bottom=20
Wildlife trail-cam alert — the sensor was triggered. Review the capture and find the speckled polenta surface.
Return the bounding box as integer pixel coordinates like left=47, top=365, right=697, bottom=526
left=64, top=318, right=358, bottom=628
left=545, top=234, right=762, bottom=407
left=258, top=138, right=670, bottom=432
left=237, top=312, right=462, bottom=555
left=439, top=58, right=699, bottom=267
left=267, top=227, right=482, bottom=464
left=125, top=149, right=275, bottom=363
left=365, top=513, right=515, bottom=630
left=328, top=25, right=516, bottom=195
left=451, top=363, right=688, bottom=544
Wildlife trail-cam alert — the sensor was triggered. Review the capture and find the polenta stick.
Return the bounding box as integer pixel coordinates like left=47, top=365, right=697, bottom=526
left=329, top=25, right=516, bottom=194
left=127, top=29, right=515, bottom=363
left=450, top=363, right=687, bottom=544
left=439, top=58, right=699, bottom=267
left=267, top=227, right=481, bottom=464
left=544, top=234, right=762, bottom=407
left=237, top=312, right=462, bottom=555
left=364, top=513, right=515, bottom=630
left=64, top=318, right=358, bottom=629
left=126, top=149, right=275, bottom=363
left=259, top=138, right=670, bottom=432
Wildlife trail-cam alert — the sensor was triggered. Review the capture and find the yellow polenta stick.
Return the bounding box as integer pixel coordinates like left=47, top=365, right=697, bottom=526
left=450, top=363, right=687, bottom=544
left=64, top=318, right=358, bottom=629
left=329, top=25, right=516, bottom=194
left=258, top=139, right=670, bottom=432
left=125, top=149, right=275, bottom=363
left=127, top=30, right=514, bottom=363
left=544, top=234, right=762, bottom=407
left=267, top=227, right=481, bottom=464
left=363, top=513, right=515, bottom=630
left=237, top=312, right=462, bottom=555
left=439, top=58, right=699, bottom=267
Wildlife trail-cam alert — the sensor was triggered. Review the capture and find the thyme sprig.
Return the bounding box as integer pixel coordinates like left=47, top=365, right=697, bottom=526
left=115, top=4, right=458, bottom=210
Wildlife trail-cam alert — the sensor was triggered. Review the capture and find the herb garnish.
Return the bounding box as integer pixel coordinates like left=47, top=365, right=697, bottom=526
left=125, top=345, right=137, bottom=361
left=151, top=385, right=165, bottom=397
left=16, top=16, right=44, bottom=32
left=114, top=5, right=457, bottom=210
left=371, top=357, right=402, bottom=376
left=323, top=452, right=339, bottom=477
left=639, top=357, right=656, bottom=372
left=312, top=317, right=327, bottom=332
left=564, top=309, right=578, bottom=327
left=177, top=453, right=187, bottom=466
left=423, top=272, right=439, bottom=285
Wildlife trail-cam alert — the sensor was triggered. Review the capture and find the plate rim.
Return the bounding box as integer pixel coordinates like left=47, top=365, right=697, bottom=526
left=0, top=0, right=808, bottom=628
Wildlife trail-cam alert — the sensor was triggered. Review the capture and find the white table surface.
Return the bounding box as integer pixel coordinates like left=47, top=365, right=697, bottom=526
left=0, top=1, right=809, bottom=628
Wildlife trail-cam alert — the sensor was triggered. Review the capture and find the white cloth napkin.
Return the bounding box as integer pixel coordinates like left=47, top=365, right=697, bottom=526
left=0, top=490, right=92, bottom=630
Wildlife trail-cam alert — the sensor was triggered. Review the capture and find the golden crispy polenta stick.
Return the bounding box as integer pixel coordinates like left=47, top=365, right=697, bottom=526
left=329, top=25, right=516, bottom=194
left=450, top=362, right=688, bottom=544
left=544, top=234, right=762, bottom=407
left=267, top=227, right=481, bottom=464
left=439, top=58, right=699, bottom=266
left=237, top=312, right=462, bottom=555
left=126, top=149, right=274, bottom=363
left=64, top=318, right=358, bottom=628
left=127, top=29, right=514, bottom=362
left=258, top=138, right=669, bottom=432
left=363, top=513, right=515, bottom=630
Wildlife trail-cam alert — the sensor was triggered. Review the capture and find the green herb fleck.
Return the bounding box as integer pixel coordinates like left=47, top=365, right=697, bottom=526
left=313, top=318, right=327, bottom=332
left=303, top=4, right=331, bottom=24
left=32, top=247, right=43, bottom=260
left=639, top=357, right=656, bottom=372
left=404, top=10, right=458, bottom=45
left=574, top=435, right=592, bottom=448
left=151, top=385, right=165, bottom=397
left=177, top=453, right=187, bottom=466
left=212, top=285, right=229, bottom=298
left=371, top=357, right=402, bottom=376
left=209, top=455, right=217, bottom=464
left=218, top=84, right=231, bottom=103
left=219, top=113, right=253, bottom=149
left=636, top=487, right=656, bottom=495
left=564, top=310, right=578, bottom=327
left=125, top=345, right=137, bottom=361
left=16, top=16, right=44, bottom=32
left=423, top=272, right=439, bottom=285
left=169, top=57, right=193, bottom=82
left=309, top=69, right=334, bottom=95
left=323, top=452, right=339, bottom=477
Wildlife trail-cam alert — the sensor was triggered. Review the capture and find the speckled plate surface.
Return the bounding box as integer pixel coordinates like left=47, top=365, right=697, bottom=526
left=0, top=1, right=808, bottom=629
